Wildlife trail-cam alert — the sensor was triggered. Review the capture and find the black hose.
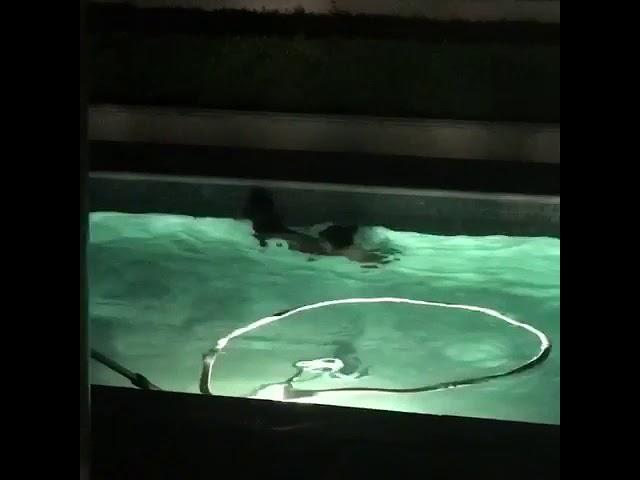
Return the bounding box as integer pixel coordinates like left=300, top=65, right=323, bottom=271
left=91, top=349, right=161, bottom=391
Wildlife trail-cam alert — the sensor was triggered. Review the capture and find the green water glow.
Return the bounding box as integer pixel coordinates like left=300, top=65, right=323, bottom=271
left=89, top=212, right=560, bottom=424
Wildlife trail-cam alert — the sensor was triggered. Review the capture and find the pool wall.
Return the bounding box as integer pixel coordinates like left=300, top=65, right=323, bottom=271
left=89, top=172, right=559, bottom=237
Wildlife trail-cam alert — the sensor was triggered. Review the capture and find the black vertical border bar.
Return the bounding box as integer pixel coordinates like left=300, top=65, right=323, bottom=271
left=80, top=0, right=90, bottom=478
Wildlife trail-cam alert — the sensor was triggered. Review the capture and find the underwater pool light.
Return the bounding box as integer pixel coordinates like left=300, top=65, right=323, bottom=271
left=199, top=297, right=552, bottom=401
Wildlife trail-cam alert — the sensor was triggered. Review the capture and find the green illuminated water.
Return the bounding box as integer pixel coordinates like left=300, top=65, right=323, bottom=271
left=89, top=212, right=560, bottom=425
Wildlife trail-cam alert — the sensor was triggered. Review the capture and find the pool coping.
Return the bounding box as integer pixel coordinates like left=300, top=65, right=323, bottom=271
left=92, top=385, right=559, bottom=478
left=89, top=104, right=560, bottom=164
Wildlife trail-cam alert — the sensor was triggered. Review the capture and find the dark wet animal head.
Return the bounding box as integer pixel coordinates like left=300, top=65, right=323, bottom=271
left=319, top=225, right=359, bottom=250
left=243, top=187, right=288, bottom=234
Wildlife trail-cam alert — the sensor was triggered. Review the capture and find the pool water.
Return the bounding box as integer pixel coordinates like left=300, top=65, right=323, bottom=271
left=89, top=211, right=560, bottom=425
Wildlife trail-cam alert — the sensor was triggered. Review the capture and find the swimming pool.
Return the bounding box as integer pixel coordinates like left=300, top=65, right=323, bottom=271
left=88, top=173, right=559, bottom=425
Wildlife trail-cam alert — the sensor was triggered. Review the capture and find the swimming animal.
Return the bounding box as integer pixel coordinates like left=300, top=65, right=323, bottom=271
left=242, top=187, right=388, bottom=264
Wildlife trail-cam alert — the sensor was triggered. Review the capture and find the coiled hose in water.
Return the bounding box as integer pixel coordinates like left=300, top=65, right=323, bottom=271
left=199, top=297, right=552, bottom=400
